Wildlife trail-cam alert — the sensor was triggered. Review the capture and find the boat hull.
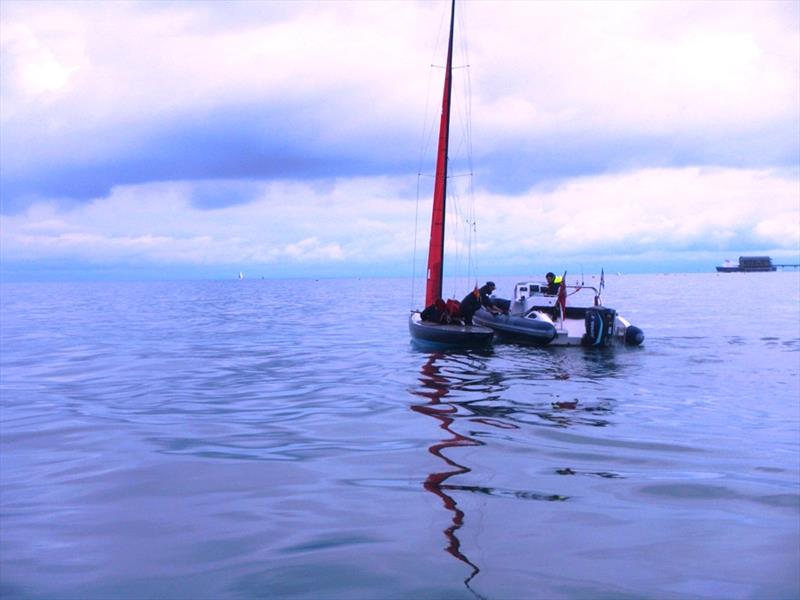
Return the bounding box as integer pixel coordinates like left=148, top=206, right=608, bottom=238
left=543, top=314, right=644, bottom=347
left=717, top=256, right=777, bottom=272
left=409, top=312, right=494, bottom=348
left=716, top=266, right=776, bottom=272
left=473, top=308, right=557, bottom=345
left=474, top=307, right=643, bottom=348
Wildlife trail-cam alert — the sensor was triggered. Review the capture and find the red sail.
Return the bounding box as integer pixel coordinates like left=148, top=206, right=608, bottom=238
left=425, top=0, right=456, bottom=308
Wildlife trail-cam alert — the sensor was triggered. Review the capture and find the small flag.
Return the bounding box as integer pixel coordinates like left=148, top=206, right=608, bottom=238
left=600, top=268, right=605, bottom=292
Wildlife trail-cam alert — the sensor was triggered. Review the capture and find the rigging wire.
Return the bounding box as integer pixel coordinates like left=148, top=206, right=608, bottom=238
left=411, top=0, right=481, bottom=306
left=458, top=3, right=477, bottom=287
left=446, top=1, right=477, bottom=299
left=411, top=6, right=448, bottom=309
left=411, top=3, right=450, bottom=309
left=412, top=180, right=423, bottom=310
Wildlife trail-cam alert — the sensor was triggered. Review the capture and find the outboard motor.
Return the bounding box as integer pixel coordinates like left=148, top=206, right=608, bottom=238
left=493, top=297, right=512, bottom=313
left=582, top=307, right=616, bottom=347
left=625, top=325, right=645, bottom=346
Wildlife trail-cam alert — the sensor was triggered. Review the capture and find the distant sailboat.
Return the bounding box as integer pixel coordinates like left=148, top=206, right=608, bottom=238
left=408, top=0, right=493, bottom=347
left=238, top=272, right=244, bottom=280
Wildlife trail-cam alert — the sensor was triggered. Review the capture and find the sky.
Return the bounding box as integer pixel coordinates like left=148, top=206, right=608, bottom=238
left=1, top=0, right=799, bottom=282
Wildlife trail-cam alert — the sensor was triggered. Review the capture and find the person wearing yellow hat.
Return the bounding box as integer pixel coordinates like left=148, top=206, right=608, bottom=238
left=544, top=272, right=562, bottom=295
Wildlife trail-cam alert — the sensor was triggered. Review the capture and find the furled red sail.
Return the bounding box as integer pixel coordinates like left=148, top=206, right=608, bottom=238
left=424, top=0, right=456, bottom=308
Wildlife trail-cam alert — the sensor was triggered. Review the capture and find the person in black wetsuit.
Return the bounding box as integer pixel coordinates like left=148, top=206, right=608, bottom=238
left=479, top=281, right=495, bottom=305
left=459, top=287, right=482, bottom=325
left=460, top=281, right=503, bottom=325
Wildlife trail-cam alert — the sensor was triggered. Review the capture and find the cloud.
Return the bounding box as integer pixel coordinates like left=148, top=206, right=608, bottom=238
left=0, top=2, right=431, bottom=192
left=475, top=166, right=799, bottom=253
left=2, top=1, right=798, bottom=211
left=0, top=176, right=416, bottom=268
left=2, top=167, right=796, bottom=279
left=0, top=0, right=798, bottom=279
left=471, top=1, right=798, bottom=133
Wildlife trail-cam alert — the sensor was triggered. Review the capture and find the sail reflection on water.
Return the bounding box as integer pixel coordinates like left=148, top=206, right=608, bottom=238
left=410, top=352, right=487, bottom=589
left=410, top=349, right=625, bottom=592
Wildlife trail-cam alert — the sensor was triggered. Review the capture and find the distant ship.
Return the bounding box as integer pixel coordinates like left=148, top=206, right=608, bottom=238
left=716, top=256, right=777, bottom=273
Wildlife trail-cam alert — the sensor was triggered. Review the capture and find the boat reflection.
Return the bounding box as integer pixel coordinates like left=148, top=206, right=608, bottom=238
left=410, top=351, right=492, bottom=596
left=410, top=346, right=627, bottom=595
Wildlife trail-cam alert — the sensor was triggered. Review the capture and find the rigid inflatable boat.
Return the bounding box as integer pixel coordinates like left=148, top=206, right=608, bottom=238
left=473, top=280, right=644, bottom=347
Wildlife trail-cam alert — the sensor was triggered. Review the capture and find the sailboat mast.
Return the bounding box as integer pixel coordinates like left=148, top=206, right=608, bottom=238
left=425, top=0, right=456, bottom=307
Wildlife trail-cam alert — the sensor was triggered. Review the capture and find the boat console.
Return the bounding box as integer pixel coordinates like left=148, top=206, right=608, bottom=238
left=510, top=281, right=600, bottom=319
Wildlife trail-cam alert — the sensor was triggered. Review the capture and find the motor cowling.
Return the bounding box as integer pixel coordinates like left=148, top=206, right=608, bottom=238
left=582, top=307, right=616, bottom=347
left=625, top=325, right=644, bottom=346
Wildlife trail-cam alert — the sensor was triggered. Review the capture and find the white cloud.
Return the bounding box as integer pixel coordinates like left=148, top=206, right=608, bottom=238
left=0, top=176, right=415, bottom=267
left=0, top=0, right=437, bottom=169
left=2, top=1, right=797, bottom=169
left=2, top=167, right=797, bottom=275
left=473, top=167, right=800, bottom=259
left=469, top=0, right=798, bottom=138
left=1, top=1, right=797, bottom=277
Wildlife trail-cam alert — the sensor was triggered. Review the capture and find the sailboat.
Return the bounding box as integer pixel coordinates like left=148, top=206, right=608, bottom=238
left=408, top=0, right=494, bottom=348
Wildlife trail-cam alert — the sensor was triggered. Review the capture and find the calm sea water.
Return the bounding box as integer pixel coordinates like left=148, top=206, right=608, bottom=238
left=1, top=273, right=798, bottom=600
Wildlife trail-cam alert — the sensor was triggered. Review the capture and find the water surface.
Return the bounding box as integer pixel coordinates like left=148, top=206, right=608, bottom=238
left=2, top=273, right=798, bottom=599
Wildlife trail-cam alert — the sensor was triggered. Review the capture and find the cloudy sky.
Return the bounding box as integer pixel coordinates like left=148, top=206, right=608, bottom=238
left=1, top=0, right=798, bottom=281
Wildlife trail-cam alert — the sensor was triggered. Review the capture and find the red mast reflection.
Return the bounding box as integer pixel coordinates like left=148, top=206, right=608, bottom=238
left=411, top=353, right=483, bottom=589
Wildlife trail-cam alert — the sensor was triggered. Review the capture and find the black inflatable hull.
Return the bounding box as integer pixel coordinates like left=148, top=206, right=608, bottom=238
left=473, top=309, right=557, bottom=345
left=409, top=313, right=494, bottom=348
